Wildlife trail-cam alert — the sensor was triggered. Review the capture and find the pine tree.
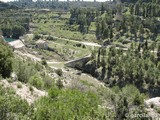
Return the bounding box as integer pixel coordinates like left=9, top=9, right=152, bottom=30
left=97, top=48, right=101, bottom=68
left=109, top=28, right=113, bottom=39
left=96, top=23, right=102, bottom=40
left=157, top=44, right=160, bottom=61
left=0, top=41, right=13, bottom=78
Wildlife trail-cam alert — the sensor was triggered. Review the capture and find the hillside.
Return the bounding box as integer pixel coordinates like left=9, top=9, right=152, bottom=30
left=0, top=1, right=19, bottom=10
left=0, top=0, right=160, bottom=119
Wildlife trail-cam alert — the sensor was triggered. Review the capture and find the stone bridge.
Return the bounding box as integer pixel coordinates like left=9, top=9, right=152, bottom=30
left=65, top=55, right=91, bottom=69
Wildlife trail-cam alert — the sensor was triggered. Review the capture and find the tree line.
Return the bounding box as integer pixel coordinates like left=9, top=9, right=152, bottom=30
left=130, top=0, right=160, bottom=17
left=0, top=17, right=30, bottom=39
left=82, top=42, right=160, bottom=91
left=68, top=1, right=160, bottom=42
left=69, top=8, right=96, bottom=34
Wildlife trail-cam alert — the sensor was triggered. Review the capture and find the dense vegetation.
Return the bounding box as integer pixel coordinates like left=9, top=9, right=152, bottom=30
left=33, top=88, right=102, bottom=120
left=66, top=0, right=160, bottom=96
left=0, top=38, right=102, bottom=119
left=0, top=0, right=160, bottom=119
left=10, top=1, right=102, bottom=10
left=0, top=85, right=30, bottom=120
left=0, top=1, right=19, bottom=10
left=69, top=0, right=160, bottom=42
left=83, top=43, right=160, bottom=91
left=0, top=39, right=13, bottom=78
left=0, top=12, right=30, bottom=39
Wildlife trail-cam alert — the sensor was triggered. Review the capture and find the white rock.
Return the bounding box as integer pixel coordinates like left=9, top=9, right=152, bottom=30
left=145, top=97, right=160, bottom=108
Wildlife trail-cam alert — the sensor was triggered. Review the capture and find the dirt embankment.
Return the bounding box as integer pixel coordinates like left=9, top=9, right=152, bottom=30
left=0, top=80, right=47, bottom=105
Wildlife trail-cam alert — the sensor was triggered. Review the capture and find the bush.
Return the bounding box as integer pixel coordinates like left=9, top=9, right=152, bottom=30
left=0, top=86, right=30, bottom=119
left=29, top=74, right=44, bottom=89
left=17, top=83, right=22, bottom=88
left=33, top=89, right=100, bottom=120
left=13, top=59, right=37, bottom=83
left=33, top=34, right=41, bottom=40
left=41, top=58, right=47, bottom=66
left=157, top=108, right=160, bottom=114
left=122, top=85, right=145, bottom=105
left=55, top=69, right=63, bottom=76
left=82, top=45, right=86, bottom=48
left=29, top=85, right=33, bottom=92
left=133, top=93, right=144, bottom=105
left=56, top=79, right=63, bottom=89
left=48, top=87, right=60, bottom=99
left=151, top=103, right=154, bottom=108
left=35, top=63, right=43, bottom=71
left=0, top=41, right=13, bottom=78
left=46, top=36, right=54, bottom=40
left=75, top=43, right=82, bottom=47
left=43, top=75, right=55, bottom=89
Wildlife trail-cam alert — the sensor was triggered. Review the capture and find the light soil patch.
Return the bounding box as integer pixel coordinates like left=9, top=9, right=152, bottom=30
left=9, top=40, right=25, bottom=49
left=0, top=80, right=47, bottom=105
left=14, top=50, right=41, bottom=62
left=53, top=35, right=101, bottom=47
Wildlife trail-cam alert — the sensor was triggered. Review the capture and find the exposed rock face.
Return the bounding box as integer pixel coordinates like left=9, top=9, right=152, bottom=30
left=9, top=40, right=25, bottom=49
left=145, top=97, right=160, bottom=108
left=144, top=97, right=160, bottom=119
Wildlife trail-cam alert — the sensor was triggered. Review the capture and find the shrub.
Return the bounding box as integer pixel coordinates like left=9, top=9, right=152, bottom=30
left=29, top=85, right=33, bottom=92
left=33, top=34, right=41, bottom=40
left=75, top=43, right=81, bottom=47
left=35, top=63, right=43, bottom=71
left=7, top=78, right=14, bottom=83
left=56, top=79, right=63, bottom=89
left=0, top=86, right=30, bottom=119
left=46, top=36, right=54, bottom=40
left=29, top=74, right=44, bottom=89
left=82, top=45, right=86, bottom=48
left=55, top=69, right=63, bottom=76
left=133, top=93, right=144, bottom=105
left=157, top=108, right=160, bottom=114
left=0, top=41, right=13, bottom=78
left=33, top=89, right=100, bottom=120
left=48, top=87, right=60, bottom=99
left=41, top=59, right=47, bottom=66
left=122, top=85, right=145, bottom=105
left=43, top=75, right=55, bottom=89
left=151, top=103, right=154, bottom=108
left=13, top=59, right=37, bottom=83
left=17, top=83, right=22, bottom=88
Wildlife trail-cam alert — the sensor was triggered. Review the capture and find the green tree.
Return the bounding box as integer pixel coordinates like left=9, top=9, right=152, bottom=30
left=109, top=28, right=113, bottom=39
left=129, top=4, right=134, bottom=14
left=101, top=3, right=105, bottom=14
left=1, top=25, right=12, bottom=38
left=12, top=25, right=25, bottom=39
left=96, top=22, right=102, bottom=40
left=0, top=41, right=13, bottom=78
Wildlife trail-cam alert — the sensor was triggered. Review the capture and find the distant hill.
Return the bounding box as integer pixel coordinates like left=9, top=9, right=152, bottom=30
left=0, top=1, right=19, bottom=10
left=121, top=0, right=153, bottom=3
left=121, top=0, right=138, bottom=3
